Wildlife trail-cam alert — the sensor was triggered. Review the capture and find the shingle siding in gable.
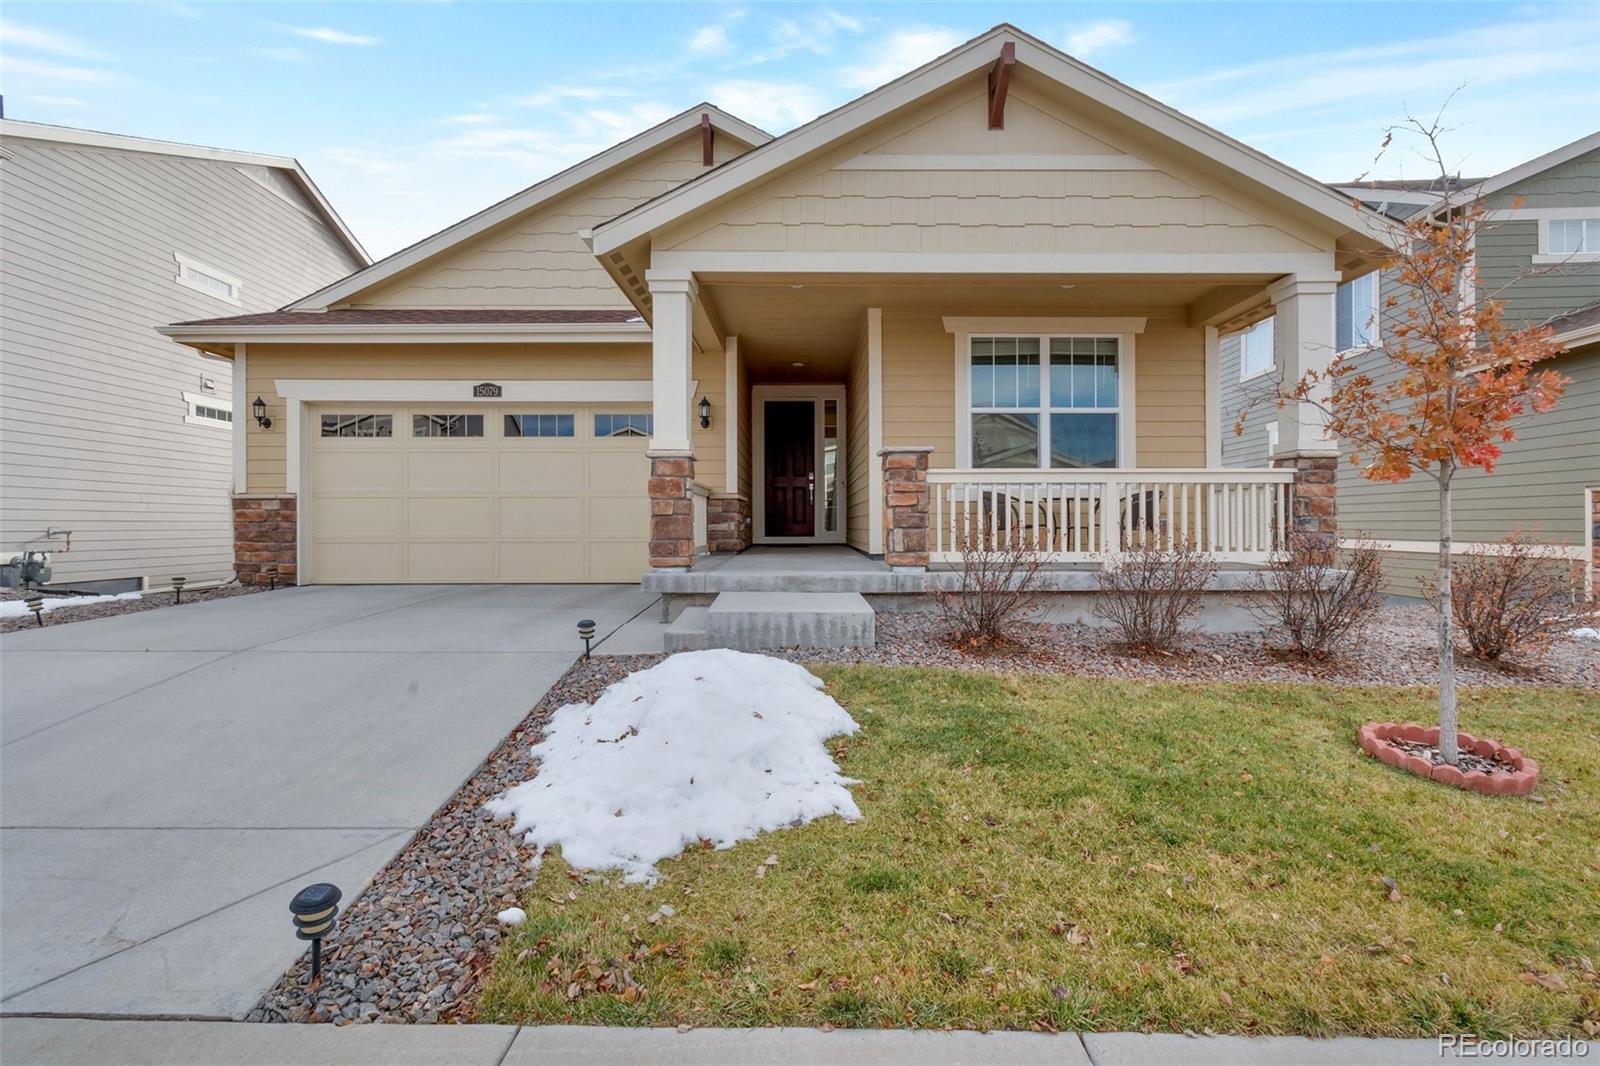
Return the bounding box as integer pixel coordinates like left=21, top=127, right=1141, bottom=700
left=0, top=135, right=361, bottom=587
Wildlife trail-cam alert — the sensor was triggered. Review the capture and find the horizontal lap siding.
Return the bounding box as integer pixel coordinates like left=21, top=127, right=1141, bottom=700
left=245, top=344, right=651, bottom=495
left=1218, top=329, right=1277, bottom=468
left=0, top=136, right=359, bottom=585
left=360, top=133, right=751, bottom=310
left=659, top=87, right=1328, bottom=258
left=881, top=311, right=956, bottom=466
left=1340, top=346, right=1600, bottom=546
left=691, top=346, right=725, bottom=491
left=1134, top=317, right=1207, bottom=468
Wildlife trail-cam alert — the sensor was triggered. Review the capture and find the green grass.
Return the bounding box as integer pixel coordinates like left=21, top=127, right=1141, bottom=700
left=476, top=669, right=1600, bottom=1035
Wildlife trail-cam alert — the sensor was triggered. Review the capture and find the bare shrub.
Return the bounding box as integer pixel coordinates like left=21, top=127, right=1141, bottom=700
left=1245, top=535, right=1385, bottom=659
left=933, top=531, right=1046, bottom=649
left=1423, top=531, right=1584, bottom=661
left=1092, top=541, right=1218, bottom=651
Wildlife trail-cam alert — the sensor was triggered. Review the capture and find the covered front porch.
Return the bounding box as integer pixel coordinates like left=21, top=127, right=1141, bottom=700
left=646, top=270, right=1342, bottom=578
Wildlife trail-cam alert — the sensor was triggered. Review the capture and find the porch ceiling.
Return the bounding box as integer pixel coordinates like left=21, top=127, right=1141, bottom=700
left=700, top=273, right=1276, bottom=376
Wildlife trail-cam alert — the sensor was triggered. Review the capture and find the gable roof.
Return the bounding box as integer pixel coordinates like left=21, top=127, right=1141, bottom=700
left=1468, top=130, right=1600, bottom=202
left=286, top=104, right=769, bottom=312
left=590, top=24, right=1396, bottom=256
left=0, top=119, right=369, bottom=265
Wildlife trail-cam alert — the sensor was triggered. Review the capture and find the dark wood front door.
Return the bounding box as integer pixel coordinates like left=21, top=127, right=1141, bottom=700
left=764, top=400, right=815, bottom=537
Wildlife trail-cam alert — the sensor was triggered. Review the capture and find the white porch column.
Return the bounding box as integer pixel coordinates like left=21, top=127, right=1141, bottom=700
left=1267, top=272, right=1340, bottom=457
left=646, top=271, right=697, bottom=453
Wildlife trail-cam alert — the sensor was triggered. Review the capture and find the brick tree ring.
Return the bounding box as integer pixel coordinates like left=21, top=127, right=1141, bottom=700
left=1358, top=722, right=1540, bottom=795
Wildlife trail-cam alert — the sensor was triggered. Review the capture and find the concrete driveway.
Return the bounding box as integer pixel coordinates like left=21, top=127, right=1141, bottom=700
left=0, top=583, right=655, bottom=1019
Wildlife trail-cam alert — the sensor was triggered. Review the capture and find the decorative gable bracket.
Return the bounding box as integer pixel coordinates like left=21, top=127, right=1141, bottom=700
left=987, top=42, right=1016, bottom=129
left=701, top=113, right=714, bottom=166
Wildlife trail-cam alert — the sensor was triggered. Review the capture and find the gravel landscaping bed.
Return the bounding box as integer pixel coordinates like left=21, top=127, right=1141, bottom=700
left=798, top=603, right=1597, bottom=690
left=0, top=583, right=260, bottom=634
left=249, top=654, right=660, bottom=1025
left=248, top=602, right=1593, bottom=1026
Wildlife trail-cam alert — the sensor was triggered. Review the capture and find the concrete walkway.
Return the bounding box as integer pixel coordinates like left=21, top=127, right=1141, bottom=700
left=0, top=584, right=655, bottom=1020
left=3, top=1019, right=1576, bottom=1065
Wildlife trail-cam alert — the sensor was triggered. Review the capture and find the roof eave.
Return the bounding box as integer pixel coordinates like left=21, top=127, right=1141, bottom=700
left=285, top=104, right=768, bottom=312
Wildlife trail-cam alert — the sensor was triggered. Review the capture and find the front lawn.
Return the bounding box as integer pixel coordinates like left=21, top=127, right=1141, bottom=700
left=477, top=668, right=1599, bottom=1036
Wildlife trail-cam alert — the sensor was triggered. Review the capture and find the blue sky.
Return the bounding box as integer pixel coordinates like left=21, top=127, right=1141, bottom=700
left=3, top=2, right=1597, bottom=259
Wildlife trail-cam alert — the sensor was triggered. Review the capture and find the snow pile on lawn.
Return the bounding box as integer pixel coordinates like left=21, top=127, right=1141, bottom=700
left=0, top=591, right=140, bottom=619
left=485, top=649, right=861, bottom=884
left=1571, top=627, right=1600, bottom=641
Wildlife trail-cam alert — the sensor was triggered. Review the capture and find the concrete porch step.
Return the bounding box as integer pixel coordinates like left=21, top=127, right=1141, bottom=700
left=663, top=592, right=875, bottom=652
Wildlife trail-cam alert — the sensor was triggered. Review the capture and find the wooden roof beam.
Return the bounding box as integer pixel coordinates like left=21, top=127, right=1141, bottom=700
left=701, top=112, right=714, bottom=166
left=987, top=42, right=1016, bottom=129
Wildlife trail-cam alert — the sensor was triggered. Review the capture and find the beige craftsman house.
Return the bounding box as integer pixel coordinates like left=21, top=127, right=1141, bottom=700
left=164, top=25, right=1394, bottom=593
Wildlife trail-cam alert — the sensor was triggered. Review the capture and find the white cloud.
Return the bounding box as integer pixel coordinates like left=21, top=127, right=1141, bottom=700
left=707, top=79, right=828, bottom=130
left=2, top=55, right=118, bottom=84
left=286, top=26, right=380, bottom=46
left=511, top=85, right=634, bottom=108
left=754, top=8, right=866, bottom=62
left=442, top=112, right=502, bottom=125
left=253, top=46, right=308, bottom=64
left=1066, top=18, right=1135, bottom=58
left=689, top=24, right=728, bottom=55
left=0, top=20, right=103, bottom=59
left=23, top=93, right=89, bottom=108
left=839, top=27, right=965, bottom=89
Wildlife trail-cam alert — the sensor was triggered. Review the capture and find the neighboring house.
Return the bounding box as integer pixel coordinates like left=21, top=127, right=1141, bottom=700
left=0, top=120, right=366, bottom=591
left=1219, top=134, right=1600, bottom=597
left=164, top=24, right=1400, bottom=594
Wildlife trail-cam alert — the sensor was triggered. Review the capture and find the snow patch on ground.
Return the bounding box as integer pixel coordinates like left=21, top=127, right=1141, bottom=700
left=496, top=907, right=526, bottom=926
left=485, top=650, right=861, bottom=884
left=0, top=591, right=141, bottom=619
left=1571, top=627, right=1600, bottom=641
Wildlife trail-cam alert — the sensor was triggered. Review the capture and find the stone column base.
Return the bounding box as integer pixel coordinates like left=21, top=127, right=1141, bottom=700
left=707, top=493, right=752, bottom=553
left=233, top=494, right=297, bottom=586
left=1274, top=451, right=1338, bottom=549
left=648, top=451, right=696, bottom=569
left=880, top=446, right=934, bottom=569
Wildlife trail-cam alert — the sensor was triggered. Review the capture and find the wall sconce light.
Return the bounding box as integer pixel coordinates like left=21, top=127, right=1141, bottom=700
left=252, top=396, right=273, bottom=429
left=698, top=396, right=712, bottom=430
left=577, top=618, right=595, bottom=660
left=289, top=882, right=342, bottom=982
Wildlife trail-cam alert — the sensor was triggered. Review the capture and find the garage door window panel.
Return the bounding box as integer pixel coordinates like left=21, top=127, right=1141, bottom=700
left=505, top=413, right=575, bottom=438
left=595, top=413, right=653, bottom=438
left=321, top=414, right=393, bottom=438
left=413, top=414, right=484, bottom=438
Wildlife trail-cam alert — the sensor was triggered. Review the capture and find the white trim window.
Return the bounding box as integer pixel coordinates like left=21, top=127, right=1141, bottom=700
left=182, top=391, right=232, bottom=428
left=174, top=253, right=242, bottom=305
left=1545, top=217, right=1600, bottom=258
left=1238, top=317, right=1274, bottom=380
left=1336, top=272, right=1379, bottom=353
left=968, top=335, right=1121, bottom=469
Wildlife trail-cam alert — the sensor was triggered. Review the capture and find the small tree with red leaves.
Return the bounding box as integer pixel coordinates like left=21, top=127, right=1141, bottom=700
left=1267, top=111, right=1570, bottom=764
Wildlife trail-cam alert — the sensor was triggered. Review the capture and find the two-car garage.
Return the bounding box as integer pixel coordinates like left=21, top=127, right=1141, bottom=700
left=306, top=403, right=652, bottom=583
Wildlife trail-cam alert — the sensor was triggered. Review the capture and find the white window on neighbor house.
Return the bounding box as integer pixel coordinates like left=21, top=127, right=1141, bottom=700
left=1266, top=420, right=1279, bottom=459
left=1544, top=217, right=1600, bottom=259
left=968, top=335, right=1121, bottom=469
left=174, top=253, right=242, bottom=305
left=183, top=391, right=233, bottom=428
left=1337, top=273, right=1379, bottom=353
left=1238, top=317, right=1274, bottom=380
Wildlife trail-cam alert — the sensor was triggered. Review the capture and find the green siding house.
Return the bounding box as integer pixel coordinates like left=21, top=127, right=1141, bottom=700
left=1219, top=133, right=1600, bottom=598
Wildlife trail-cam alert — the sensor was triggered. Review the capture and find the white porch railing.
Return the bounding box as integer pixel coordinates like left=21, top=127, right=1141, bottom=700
left=927, top=468, right=1296, bottom=564
left=689, top=480, right=711, bottom=555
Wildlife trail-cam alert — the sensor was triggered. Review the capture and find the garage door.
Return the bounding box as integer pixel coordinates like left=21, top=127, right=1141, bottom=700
left=308, top=404, right=651, bottom=583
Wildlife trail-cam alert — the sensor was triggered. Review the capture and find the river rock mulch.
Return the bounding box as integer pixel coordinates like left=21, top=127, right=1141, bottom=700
left=247, top=603, right=1594, bottom=1026
left=248, top=654, right=659, bottom=1025
left=798, top=603, right=1598, bottom=690
left=0, top=583, right=260, bottom=634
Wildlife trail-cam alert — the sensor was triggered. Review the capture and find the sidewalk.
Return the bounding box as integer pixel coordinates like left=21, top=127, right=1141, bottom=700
left=6, top=1018, right=1587, bottom=1065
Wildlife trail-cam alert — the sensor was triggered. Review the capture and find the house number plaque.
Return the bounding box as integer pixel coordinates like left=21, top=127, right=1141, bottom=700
left=472, top=382, right=503, bottom=398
